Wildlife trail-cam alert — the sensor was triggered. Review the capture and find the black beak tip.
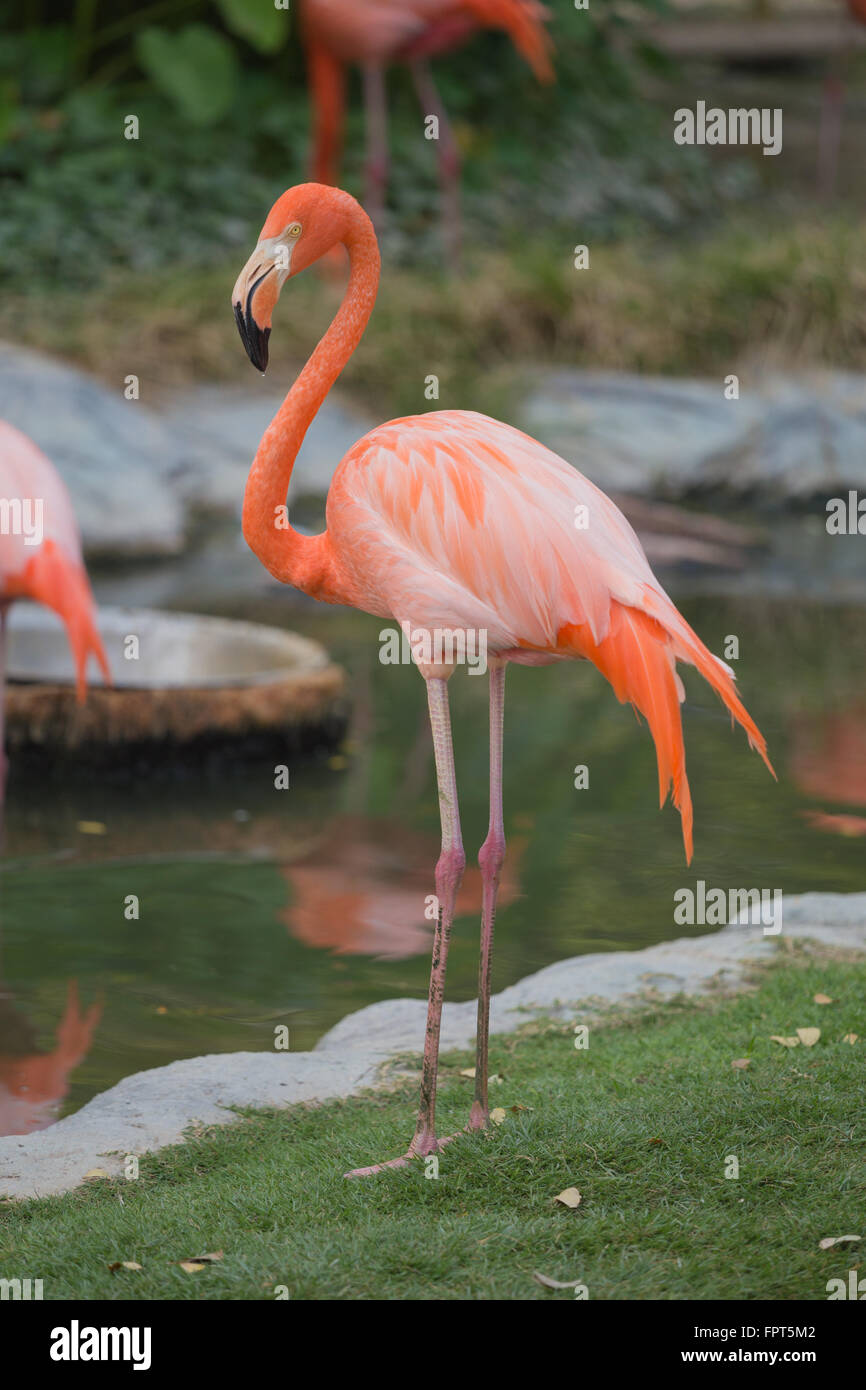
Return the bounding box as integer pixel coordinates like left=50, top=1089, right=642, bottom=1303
left=233, top=298, right=270, bottom=373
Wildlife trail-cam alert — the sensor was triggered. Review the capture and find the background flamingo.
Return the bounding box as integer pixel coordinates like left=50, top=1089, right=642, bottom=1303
left=232, top=183, right=773, bottom=1177
left=0, top=421, right=109, bottom=804
left=300, top=0, right=553, bottom=255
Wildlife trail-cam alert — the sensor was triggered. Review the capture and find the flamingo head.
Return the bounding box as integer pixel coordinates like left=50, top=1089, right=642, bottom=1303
left=232, top=183, right=367, bottom=372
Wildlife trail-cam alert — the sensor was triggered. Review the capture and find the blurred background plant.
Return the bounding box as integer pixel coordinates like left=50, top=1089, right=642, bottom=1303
left=0, top=0, right=755, bottom=289
left=0, top=0, right=863, bottom=404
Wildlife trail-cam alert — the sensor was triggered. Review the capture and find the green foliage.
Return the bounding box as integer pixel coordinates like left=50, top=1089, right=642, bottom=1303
left=214, top=0, right=290, bottom=55
left=0, top=0, right=750, bottom=290
left=135, top=24, right=239, bottom=126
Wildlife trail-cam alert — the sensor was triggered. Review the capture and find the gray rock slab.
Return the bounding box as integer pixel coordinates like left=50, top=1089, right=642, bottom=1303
left=0, top=343, right=186, bottom=558
left=159, top=383, right=374, bottom=514
left=316, top=892, right=866, bottom=1054
left=2, top=892, right=864, bottom=1200
left=521, top=369, right=866, bottom=501
left=0, top=1048, right=390, bottom=1201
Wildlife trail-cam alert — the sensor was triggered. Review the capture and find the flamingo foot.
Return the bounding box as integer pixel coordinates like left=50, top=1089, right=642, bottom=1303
left=344, top=1129, right=460, bottom=1179
left=467, top=1100, right=488, bottom=1132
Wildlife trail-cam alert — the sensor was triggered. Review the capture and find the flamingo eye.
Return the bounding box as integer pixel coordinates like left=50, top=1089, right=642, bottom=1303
left=287, top=223, right=302, bottom=238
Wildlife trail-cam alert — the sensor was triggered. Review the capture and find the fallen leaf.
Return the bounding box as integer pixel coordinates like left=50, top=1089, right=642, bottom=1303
left=731, top=1058, right=751, bottom=1070
left=179, top=1262, right=207, bottom=1274
left=83, top=1168, right=110, bottom=1179
left=813, top=994, right=833, bottom=1005
left=459, top=1067, right=476, bottom=1079
left=770, top=1035, right=800, bottom=1048
left=187, top=1251, right=223, bottom=1264
left=77, top=821, right=107, bottom=835
left=843, top=1033, right=858, bottom=1045
left=819, top=1235, right=861, bottom=1250
left=489, top=1108, right=507, bottom=1126
left=509, top=1103, right=532, bottom=1113
left=554, top=1187, right=582, bottom=1209
left=533, top=1271, right=582, bottom=1290
left=156, top=1006, right=168, bottom=1015
left=108, top=1261, right=142, bottom=1272
left=797, top=1027, right=821, bottom=1047
left=648, top=1137, right=664, bottom=1145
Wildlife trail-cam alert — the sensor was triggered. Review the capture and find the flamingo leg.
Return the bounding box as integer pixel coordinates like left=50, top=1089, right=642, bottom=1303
left=410, top=59, right=461, bottom=265
left=469, top=662, right=506, bottom=1130
left=362, top=62, right=389, bottom=233
left=345, top=675, right=465, bottom=1177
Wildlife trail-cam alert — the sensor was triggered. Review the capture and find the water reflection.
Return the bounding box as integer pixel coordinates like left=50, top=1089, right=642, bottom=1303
left=791, top=703, right=866, bottom=837
left=280, top=815, right=523, bottom=959
left=0, top=978, right=101, bottom=1136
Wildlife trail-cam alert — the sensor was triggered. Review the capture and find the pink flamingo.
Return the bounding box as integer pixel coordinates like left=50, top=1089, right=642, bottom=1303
left=232, top=184, right=774, bottom=1176
left=0, top=421, right=109, bottom=802
left=300, top=0, right=553, bottom=254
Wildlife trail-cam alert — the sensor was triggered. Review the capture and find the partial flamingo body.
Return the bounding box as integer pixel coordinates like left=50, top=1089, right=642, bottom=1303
left=300, top=0, right=553, bottom=253
left=232, top=184, right=773, bottom=1175
left=0, top=421, right=109, bottom=802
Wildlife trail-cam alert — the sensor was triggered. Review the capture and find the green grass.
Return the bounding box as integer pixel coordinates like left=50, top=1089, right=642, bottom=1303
left=1, top=948, right=864, bottom=1300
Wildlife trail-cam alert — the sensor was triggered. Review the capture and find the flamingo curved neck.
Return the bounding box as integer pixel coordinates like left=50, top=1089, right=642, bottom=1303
left=241, top=217, right=380, bottom=597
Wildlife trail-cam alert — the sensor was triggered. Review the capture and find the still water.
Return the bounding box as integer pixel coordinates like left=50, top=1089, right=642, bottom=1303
left=1, top=593, right=864, bottom=1131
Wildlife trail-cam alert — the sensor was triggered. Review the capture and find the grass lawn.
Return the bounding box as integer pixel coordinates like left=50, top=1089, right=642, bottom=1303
left=1, top=947, right=864, bottom=1300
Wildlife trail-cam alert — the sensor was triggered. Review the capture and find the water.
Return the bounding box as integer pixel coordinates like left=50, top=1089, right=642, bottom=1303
left=1, top=593, right=865, bottom=1131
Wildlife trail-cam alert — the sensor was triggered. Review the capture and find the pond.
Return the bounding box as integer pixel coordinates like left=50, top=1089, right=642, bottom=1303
left=1, top=589, right=864, bottom=1131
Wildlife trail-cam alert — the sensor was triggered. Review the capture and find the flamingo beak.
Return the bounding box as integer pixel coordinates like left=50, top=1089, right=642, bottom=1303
left=232, top=242, right=281, bottom=373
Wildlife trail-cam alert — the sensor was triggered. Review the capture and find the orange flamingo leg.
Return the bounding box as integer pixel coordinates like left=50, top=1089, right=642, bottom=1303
left=345, top=675, right=466, bottom=1177
left=410, top=59, right=461, bottom=265
left=469, top=662, right=506, bottom=1129
left=362, top=62, right=389, bottom=235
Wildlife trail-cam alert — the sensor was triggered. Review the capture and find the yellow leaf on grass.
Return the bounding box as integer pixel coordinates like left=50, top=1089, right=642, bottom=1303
left=108, top=1261, right=142, bottom=1272
left=843, top=1033, right=858, bottom=1045
left=77, top=821, right=107, bottom=835
left=818, top=1235, right=860, bottom=1250
left=731, top=1058, right=751, bottom=1070
left=813, top=994, right=833, bottom=1005
left=459, top=1067, right=476, bottom=1079
left=554, top=1187, right=582, bottom=1209
left=179, top=1262, right=207, bottom=1274
left=188, top=1251, right=223, bottom=1264
left=489, top=1108, right=507, bottom=1125
left=770, top=1036, right=800, bottom=1048
left=797, top=1027, right=820, bottom=1047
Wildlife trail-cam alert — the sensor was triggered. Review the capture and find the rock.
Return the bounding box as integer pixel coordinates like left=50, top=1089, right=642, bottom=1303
left=0, top=344, right=186, bottom=558
left=521, top=369, right=866, bottom=503
left=159, top=382, right=374, bottom=515
left=0, top=1049, right=390, bottom=1200
left=317, top=892, right=866, bottom=1054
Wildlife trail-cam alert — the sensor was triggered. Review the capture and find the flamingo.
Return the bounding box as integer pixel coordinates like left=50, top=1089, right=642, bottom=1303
left=300, top=0, right=553, bottom=255
left=0, top=421, right=109, bottom=804
left=232, top=183, right=774, bottom=1176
